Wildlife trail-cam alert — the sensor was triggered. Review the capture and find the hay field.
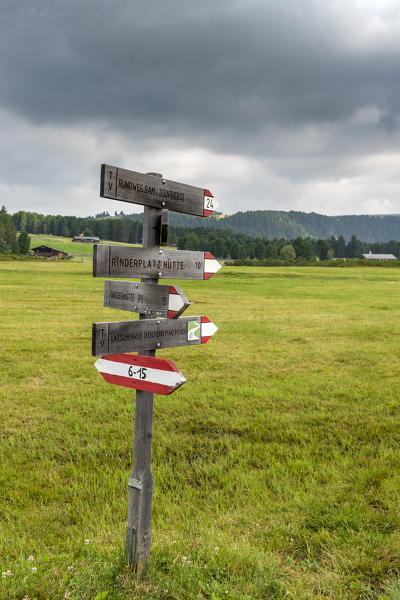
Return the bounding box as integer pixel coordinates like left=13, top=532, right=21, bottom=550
left=1, top=261, right=400, bottom=599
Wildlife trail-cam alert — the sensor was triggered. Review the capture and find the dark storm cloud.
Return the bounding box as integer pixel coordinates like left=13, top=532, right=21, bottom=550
left=1, top=0, right=400, bottom=217
left=1, top=0, right=400, bottom=140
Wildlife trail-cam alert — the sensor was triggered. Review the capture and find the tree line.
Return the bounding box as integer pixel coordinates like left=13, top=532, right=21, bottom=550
left=0, top=207, right=31, bottom=254
left=7, top=209, right=400, bottom=260
left=12, top=210, right=143, bottom=245
left=172, top=227, right=400, bottom=260
left=96, top=208, right=400, bottom=243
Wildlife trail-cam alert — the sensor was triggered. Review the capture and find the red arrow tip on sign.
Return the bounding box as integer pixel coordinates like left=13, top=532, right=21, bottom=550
left=203, top=189, right=218, bottom=216
left=203, top=252, right=222, bottom=279
left=201, top=315, right=218, bottom=343
left=167, top=285, right=190, bottom=318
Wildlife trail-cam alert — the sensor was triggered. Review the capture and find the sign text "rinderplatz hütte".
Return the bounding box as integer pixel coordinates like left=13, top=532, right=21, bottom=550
left=93, top=245, right=222, bottom=280
left=100, top=164, right=218, bottom=217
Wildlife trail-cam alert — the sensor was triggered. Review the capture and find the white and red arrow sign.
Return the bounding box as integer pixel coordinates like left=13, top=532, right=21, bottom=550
left=100, top=164, right=218, bottom=218
left=94, top=246, right=222, bottom=280
left=104, top=281, right=190, bottom=319
left=95, top=353, right=186, bottom=395
left=92, top=315, right=218, bottom=355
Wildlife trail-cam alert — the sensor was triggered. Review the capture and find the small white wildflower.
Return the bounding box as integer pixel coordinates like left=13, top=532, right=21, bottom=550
left=28, top=555, right=34, bottom=561
left=1, top=572, right=6, bottom=579
left=64, top=593, right=71, bottom=600
left=23, top=596, right=30, bottom=600
left=6, top=570, right=12, bottom=576
left=84, top=539, right=90, bottom=545
left=67, top=565, right=74, bottom=571
left=181, top=555, right=187, bottom=562
left=32, top=566, right=37, bottom=573
left=214, top=546, right=219, bottom=551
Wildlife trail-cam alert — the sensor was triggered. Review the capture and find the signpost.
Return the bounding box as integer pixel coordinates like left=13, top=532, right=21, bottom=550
left=92, top=165, right=221, bottom=575
left=100, top=164, right=218, bottom=217
left=104, top=281, right=190, bottom=318
left=95, top=353, right=186, bottom=395
left=94, top=245, right=222, bottom=280
left=92, top=316, right=218, bottom=356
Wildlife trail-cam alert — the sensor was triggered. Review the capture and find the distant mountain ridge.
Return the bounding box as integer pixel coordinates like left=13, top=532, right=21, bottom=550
left=156, top=210, right=400, bottom=242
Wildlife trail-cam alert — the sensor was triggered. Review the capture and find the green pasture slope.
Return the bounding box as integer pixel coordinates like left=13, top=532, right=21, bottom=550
left=1, top=262, right=400, bottom=600
left=29, top=235, right=139, bottom=260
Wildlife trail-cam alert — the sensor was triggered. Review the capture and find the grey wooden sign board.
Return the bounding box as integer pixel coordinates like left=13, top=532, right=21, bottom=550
left=92, top=316, right=216, bottom=356
left=100, top=164, right=217, bottom=217
left=104, top=280, right=190, bottom=318
left=93, top=245, right=221, bottom=280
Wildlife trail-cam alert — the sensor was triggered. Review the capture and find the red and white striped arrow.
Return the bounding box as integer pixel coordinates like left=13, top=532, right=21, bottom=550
left=204, top=252, right=222, bottom=280
left=200, top=316, right=218, bottom=343
left=95, top=353, right=186, bottom=395
left=203, top=189, right=218, bottom=217
left=168, top=285, right=189, bottom=318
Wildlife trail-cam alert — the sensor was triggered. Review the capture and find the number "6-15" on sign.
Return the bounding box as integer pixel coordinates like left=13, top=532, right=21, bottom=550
left=128, top=366, right=147, bottom=380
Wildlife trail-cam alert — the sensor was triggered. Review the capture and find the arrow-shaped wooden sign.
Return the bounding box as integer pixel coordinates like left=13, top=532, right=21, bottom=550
left=95, top=353, right=186, bottom=395
left=104, top=281, right=190, bottom=318
left=92, top=316, right=218, bottom=356
left=94, top=245, right=222, bottom=280
left=100, top=164, right=218, bottom=217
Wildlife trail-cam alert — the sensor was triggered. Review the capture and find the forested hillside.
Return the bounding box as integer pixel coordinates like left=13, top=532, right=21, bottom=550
left=8, top=209, right=400, bottom=260
left=167, top=210, right=400, bottom=242
left=13, top=208, right=400, bottom=243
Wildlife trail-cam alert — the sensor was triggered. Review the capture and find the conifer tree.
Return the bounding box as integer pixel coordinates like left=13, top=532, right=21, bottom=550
left=0, top=206, right=18, bottom=254
left=18, top=230, right=31, bottom=254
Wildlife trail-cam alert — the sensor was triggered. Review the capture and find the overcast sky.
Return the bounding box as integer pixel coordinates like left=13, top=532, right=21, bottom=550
left=1, top=0, right=400, bottom=217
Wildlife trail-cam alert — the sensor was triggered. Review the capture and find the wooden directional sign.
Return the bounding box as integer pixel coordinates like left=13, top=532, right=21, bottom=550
left=101, top=164, right=218, bottom=217
left=94, top=245, right=222, bottom=280
left=95, top=353, right=186, bottom=395
left=92, top=316, right=218, bottom=356
left=104, top=281, right=190, bottom=318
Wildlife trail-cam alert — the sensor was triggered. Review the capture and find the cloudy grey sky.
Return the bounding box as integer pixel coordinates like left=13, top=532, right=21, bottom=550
left=1, top=0, right=400, bottom=217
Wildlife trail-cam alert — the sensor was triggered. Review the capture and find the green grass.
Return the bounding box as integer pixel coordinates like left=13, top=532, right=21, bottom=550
left=1, top=262, right=400, bottom=599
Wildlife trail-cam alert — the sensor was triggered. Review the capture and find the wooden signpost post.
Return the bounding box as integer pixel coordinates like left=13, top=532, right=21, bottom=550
left=92, top=165, right=221, bottom=574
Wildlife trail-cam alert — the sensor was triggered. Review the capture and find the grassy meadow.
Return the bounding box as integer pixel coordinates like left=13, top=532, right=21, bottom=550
left=1, top=260, right=400, bottom=599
